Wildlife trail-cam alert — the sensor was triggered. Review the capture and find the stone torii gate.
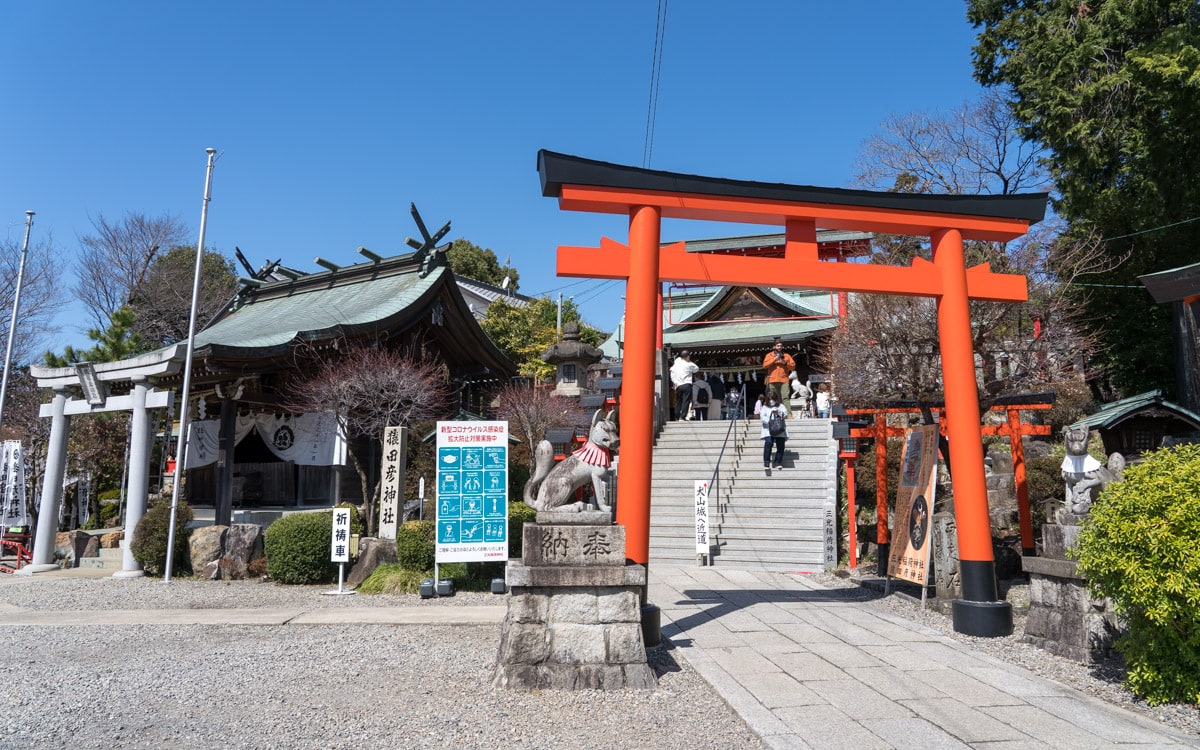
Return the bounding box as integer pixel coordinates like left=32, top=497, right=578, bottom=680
left=539, top=150, right=1048, bottom=637
left=21, top=348, right=182, bottom=577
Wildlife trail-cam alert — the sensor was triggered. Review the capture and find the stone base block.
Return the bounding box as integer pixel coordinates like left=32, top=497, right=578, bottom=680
left=1041, top=524, right=1082, bottom=559
left=1022, top=564, right=1120, bottom=663
left=493, top=662, right=656, bottom=691
left=506, top=561, right=645, bottom=587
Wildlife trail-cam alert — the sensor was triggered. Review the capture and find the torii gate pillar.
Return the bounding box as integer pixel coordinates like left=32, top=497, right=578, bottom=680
left=540, top=150, right=1048, bottom=637
left=617, top=206, right=661, bottom=564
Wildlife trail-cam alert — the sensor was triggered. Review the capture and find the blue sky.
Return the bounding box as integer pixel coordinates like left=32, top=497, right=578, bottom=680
left=1, top=2, right=991, bottom=355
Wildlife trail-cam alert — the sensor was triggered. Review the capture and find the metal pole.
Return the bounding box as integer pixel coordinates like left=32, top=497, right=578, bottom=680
left=165, top=148, right=217, bottom=583
left=0, top=210, right=35, bottom=435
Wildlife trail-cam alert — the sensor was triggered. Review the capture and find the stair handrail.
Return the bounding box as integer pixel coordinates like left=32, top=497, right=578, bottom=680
left=707, top=384, right=746, bottom=487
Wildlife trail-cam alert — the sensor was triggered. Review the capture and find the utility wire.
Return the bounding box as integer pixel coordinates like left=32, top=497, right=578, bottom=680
left=642, top=0, right=668, bottom=168
left=1101, top=215, right=1200, bottom=243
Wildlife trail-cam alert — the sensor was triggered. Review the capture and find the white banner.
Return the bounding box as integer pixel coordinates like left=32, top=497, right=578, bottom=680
left=0, top=441, right=28, bottom=527
left=331, top=506, right=352, bottom=563
left=185, top=413, right=347, bottom=469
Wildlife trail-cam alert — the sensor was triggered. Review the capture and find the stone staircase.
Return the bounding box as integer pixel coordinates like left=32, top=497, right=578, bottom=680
left=648, top=417, right=839, bottom=573
left=77, top=546, right=124, bottom=571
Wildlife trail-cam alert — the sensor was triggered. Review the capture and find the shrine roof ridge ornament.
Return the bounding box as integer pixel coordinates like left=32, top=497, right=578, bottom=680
left=538, top=150, right=1048, bottom=234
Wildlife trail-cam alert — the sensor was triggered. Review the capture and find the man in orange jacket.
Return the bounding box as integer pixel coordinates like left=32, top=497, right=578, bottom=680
left=762, top=338, right=796, bottom=413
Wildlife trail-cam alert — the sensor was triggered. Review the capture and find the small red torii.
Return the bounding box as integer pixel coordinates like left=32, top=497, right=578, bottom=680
left=848, top=394, right=1054, bottom=569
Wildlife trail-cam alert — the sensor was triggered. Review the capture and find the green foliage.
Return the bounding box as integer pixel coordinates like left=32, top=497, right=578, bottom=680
left=852, top=439, right=903, bottom=514
left=126, top=246, right=238, bottom=347
left=357, top=563, right=427, bottom=595
left=396, top=520, right=436, bottom=571
left=1075, top=444, right=1200, bottom=705
left=508, top=501, right=536, bottom=559
left=44, top=306, right=148, bottom=366
left=448, top=238, right=520, bottom=290
left=98, top=501, right=122, bottom=527
left=264, top=511, right=337, bottom=584
left=968, top=1, right=1200, bottom=394
left=437, top=561, right=506, bottom=591
left=130, top=500, right=193, bottom=577
left=480, top=297, right=605, bottom=380
left=1043, top=379, right=1095, bottom=434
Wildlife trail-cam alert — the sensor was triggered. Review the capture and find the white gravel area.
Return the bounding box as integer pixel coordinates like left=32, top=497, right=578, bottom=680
left=0, top=577, right=765, bottom=750
left=808, top=570, right=1200, bottom=740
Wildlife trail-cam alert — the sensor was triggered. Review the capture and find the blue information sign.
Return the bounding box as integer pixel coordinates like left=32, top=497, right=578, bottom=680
left=435, top=421, right=509, bottom=563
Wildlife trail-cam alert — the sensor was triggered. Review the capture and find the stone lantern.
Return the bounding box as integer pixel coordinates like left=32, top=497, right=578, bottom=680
left=541, top=321, right=602, bottom=397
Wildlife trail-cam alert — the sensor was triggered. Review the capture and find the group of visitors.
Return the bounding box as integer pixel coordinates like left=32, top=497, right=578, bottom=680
left=671, top=340, right=833, bottom=471
left=669, top=351, right=739, bottom=421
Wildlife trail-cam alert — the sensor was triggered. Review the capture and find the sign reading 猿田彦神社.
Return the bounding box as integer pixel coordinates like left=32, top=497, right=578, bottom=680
left=435, top=421, right=508, bottom=563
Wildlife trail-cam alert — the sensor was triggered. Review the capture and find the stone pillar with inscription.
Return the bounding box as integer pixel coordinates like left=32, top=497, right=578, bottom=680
left=493, top=510, right=656, bottom=690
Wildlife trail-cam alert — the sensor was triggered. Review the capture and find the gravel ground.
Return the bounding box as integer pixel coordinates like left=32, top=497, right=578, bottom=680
left=0, top=577, right=765, bottom=750
left=2, top=572, right=1197, bottom=747
left=808, top=570, right=1200, bottom=740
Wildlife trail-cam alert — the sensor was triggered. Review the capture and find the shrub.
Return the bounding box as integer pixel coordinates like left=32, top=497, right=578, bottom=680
left=1075, top=444, right=1200, bottom=706
left=396, top=520, right=436, bottom=571
left=358, top=563, right=426, bottom=594
left=264, top=511, right=336, bottom=584
left=98, top=501, right=122, bottom=527
left=508, top=501, right=537, bottom=559
left=130, top=500, right=193, bottom=577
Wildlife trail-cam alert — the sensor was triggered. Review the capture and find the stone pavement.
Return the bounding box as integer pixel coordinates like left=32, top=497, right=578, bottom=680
left=649, top=564, right=1199, bottom=750
left=4, top=564, right=1197, bottom=748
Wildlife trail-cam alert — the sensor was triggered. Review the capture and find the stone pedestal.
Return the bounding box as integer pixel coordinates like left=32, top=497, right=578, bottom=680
left=493, top=510, right=657, bottom=691
left=1022, top=516, right=1120, bottom=662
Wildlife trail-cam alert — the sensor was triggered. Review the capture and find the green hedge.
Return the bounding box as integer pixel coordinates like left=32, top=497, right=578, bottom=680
left=394, top=502, right=538, bottom=575
left=1075, top=444, right=1200, bottom=706
left=264, top=511, right=337, bottom=585
left=396, top=520, right=436, bottom=571
left=130, top=500, right=193, bottom=577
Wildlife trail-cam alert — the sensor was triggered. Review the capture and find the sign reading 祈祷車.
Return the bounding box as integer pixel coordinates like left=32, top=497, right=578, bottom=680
left=435, top=421, right=508, bottom=563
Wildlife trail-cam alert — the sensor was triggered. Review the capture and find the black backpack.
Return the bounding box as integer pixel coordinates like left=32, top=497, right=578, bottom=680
left=768, top=409, right=785, bottom=437
left=695, top=386, right=710, bottom=405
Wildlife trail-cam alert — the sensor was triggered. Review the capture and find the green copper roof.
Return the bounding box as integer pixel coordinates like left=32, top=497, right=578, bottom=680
left=1071, top=390, right=1200, bottom=432
left=195, top=263, right=441, bottom=350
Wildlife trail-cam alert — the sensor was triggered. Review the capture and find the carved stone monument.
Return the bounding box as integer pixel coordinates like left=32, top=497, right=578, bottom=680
left=493, top=510, right=656, bottom=690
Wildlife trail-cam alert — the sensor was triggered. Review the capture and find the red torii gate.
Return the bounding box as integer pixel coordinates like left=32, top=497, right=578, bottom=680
left=539, top=151, right=1047, bottom=637
left=848, top=394, right=1054, bottom=568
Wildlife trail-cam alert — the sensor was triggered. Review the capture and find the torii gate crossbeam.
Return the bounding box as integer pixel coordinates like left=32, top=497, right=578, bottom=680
left=539, top=150, right=1049, bottom=638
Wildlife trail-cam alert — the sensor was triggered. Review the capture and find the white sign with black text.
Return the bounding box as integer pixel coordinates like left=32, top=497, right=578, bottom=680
left=694, top=480, right=710, bottom=554
left=330, top=507, right=352, bottom=563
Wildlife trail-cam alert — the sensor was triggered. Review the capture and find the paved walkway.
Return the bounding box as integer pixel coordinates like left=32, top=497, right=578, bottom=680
left=4, top=564, right=1197, bottom=748
left=650, top=565, right=1198, bottom=749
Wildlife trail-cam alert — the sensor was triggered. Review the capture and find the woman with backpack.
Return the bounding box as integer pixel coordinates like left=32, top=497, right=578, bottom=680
left=760, top=394, right=788, bottom=470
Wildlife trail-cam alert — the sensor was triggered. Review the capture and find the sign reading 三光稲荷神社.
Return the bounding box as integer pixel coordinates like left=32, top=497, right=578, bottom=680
left=435, top=421, right=508, bottom=563
left=330, top=507, right=351, bottom=563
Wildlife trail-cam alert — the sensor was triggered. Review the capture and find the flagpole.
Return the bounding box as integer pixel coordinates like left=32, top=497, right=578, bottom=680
left=165, top=149, right=216, bottom=583
left=0, top=210, right=35, bottom=436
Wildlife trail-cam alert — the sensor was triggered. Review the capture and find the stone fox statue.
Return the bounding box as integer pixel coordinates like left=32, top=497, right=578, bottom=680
left=1061, top=424, right=1126, bottom=517
left=524, top=410, right=619, bottom=512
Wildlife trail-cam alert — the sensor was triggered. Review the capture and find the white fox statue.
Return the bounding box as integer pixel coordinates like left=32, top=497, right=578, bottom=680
left=523, top=409, right=619, bottom=512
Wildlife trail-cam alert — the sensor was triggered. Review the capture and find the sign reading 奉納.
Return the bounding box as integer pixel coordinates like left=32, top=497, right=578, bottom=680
left=435, top=421, right=508, bottom=563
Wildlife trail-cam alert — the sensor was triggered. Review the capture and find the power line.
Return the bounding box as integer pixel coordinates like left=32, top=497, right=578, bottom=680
left=642, top=0, right=668, bottom=168
left=1102, top=215, right=1200, bottom=243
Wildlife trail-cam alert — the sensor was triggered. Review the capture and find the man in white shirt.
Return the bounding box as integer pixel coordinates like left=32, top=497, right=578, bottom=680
left=670, top=351, right=699, bottom=420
